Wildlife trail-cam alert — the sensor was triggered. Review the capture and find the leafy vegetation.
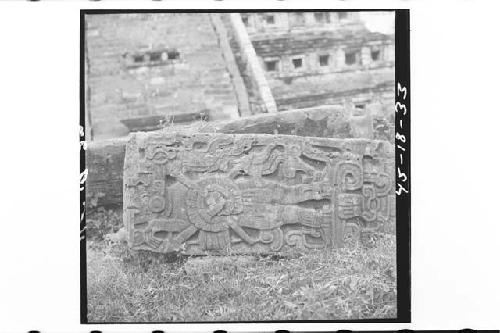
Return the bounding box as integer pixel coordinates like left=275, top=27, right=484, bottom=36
left=86, top=233, right=396, bottom=322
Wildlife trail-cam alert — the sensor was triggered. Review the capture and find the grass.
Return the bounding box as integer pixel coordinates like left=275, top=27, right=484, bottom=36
left=86, top=233, right=397, bottom=322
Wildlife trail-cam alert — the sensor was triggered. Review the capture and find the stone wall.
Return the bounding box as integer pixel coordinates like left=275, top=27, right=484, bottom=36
left=124, top=132, right=395, bottom=253
left=85, top=13, right=239, bottom=140
left=209, top=14, right=251, bottom=117
left=223, top=14, right=277, bottom=115
left=230, top=12, right=395, bottom=124
left=85, top=12, right=395, bottom=140
left=219, top=14, right=267, bottom=115
left=86, top=105, right=376, bottom=212
left=240, top=12, right=365, bottom=36
left=253, top=29, right=395, bottom=113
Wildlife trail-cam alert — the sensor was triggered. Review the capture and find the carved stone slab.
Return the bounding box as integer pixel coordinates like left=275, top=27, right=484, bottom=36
left=88, top=106, right=373, bottom=210
left=124, top=132, right=395, bottom=254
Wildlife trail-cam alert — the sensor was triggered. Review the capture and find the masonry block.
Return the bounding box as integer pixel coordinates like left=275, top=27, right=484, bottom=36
left=85, top=13, right=240, bottom=140
left=123, top=132, right=394, bottom=254
left=87, top=106, right=378, bottom=211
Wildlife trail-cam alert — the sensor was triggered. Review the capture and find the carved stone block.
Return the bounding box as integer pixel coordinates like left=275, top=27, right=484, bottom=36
left=87, top=105, right=374, bottom=210
left=124, top=132, right=394, bottom=254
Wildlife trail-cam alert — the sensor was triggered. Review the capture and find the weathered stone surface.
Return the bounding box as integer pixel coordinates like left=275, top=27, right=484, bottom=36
left=85, top=13, right=240, bottom=140
left=123, top=132, right=395, bottom=254
left=199, top=105, right=359, bottom=138
left=87, top=106, right=374, bottom=210
left=86, top=137, right=128, bottom=209
left=230, top=12, right=395, bottom=118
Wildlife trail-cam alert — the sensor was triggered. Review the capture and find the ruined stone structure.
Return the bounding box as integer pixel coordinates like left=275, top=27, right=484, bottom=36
left=124, top=132, right=395, bottom=254
left=85, top=14, right=242, bottom=140
left=227, top=12, right=395, bottom=141
left=84, top=12, right=397, bottom=249
left=236, top=12, right=395, bottom=114
left=85, top=12, right=395, bottom=141
left=87, top=105, right=373, bottom=211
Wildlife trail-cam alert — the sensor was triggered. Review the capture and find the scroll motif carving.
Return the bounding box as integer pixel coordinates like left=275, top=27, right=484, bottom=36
left=337, top=161, right=363, bottom=191
left=124, top=132, right=394, bottom=254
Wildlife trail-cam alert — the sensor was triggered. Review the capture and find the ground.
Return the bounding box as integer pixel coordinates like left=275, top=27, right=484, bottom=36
left=86, top=232, right=397, bottom=322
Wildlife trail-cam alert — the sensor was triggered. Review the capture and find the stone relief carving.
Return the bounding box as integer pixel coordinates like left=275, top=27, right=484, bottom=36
left=124, top=132, right=395, bottom=254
